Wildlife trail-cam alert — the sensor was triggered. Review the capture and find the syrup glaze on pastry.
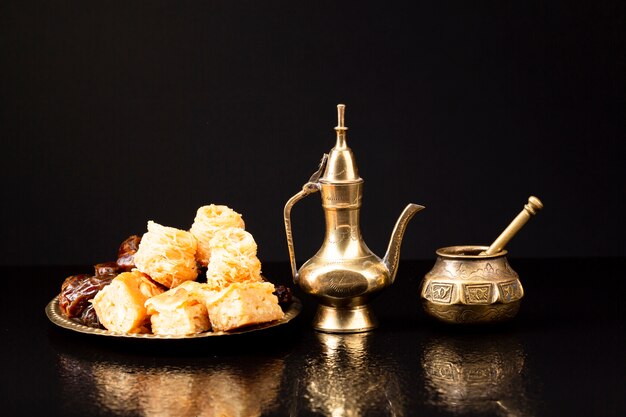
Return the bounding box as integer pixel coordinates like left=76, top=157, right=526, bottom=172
left=204, top=282, right=284, bottom=332
left=145, top=281, right=213, bottom=336
left=92, top=271, right=165, bottom=334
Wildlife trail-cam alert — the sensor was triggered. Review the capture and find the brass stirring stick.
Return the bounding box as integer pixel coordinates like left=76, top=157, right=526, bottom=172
left=481, top=196, right=544, bottom=256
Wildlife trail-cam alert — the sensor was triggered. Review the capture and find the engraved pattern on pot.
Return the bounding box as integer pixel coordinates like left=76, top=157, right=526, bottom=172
left=457, top=304, right=519, bottom=323
left=464, top=284, right=492, bottom=304
left=428, top=283, right=454, bottom=304
left=498, top=281, right=521, bottom=302
left=440, top=261, right=517, bottom=281
left=424, top=302, right=520, bottom=324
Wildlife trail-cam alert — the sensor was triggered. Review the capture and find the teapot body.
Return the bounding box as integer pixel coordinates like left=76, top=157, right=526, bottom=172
left=297, top=181, right=390, bottom=308
left=298, top=247, right=390, bottom=309
left=294, top=180, right=395, bottom=332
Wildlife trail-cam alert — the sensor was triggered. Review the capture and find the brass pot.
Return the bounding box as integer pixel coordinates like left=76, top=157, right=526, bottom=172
left=420, top=245, right=523, bottom=324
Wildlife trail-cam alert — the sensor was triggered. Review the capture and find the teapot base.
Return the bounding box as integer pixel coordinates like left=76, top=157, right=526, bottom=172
left=312, top=304, right=378, bottom=333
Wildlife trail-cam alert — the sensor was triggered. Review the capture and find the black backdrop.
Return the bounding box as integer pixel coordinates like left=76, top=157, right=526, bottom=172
left=2, top=1, right=624, bottom=265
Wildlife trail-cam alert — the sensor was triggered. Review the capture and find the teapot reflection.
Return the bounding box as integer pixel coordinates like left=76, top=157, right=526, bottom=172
left=58, top=354, right=284, bottom=417
left=421, top=334, right=533, bottom=416
left=299, top=332, right=405, bottom=416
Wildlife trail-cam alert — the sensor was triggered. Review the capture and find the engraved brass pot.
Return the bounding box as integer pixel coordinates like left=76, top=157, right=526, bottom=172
left=420, top=246, right=523, bottom=324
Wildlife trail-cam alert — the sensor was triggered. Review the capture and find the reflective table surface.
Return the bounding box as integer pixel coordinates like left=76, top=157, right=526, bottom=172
left=2, top=258, right=625, bottom=416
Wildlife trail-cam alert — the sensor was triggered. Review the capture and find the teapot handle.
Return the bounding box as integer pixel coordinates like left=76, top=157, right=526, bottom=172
left=283, top=154, right=328, bottom=284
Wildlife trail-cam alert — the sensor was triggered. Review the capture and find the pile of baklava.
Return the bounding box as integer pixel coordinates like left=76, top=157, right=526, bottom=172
left=58, top=205, right=290, bottom=336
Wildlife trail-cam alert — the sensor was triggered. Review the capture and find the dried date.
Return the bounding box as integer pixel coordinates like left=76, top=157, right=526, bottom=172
left=273, top=285, right=293, bottom=306
left=94, top=262, right=121, bottom=277
left=58, top=274, right=115, bottom=322
left=116, top=235, right=142, bottom=271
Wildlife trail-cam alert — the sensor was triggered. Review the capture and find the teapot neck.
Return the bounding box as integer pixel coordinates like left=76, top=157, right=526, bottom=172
left=323, top=207, right=362, bottom=235
left=319, top=182, right=363, bottom=210
left=320, top=181, right=363, bottom=235
left=316, top=181, right=376, bottom=260
left=318, top=200, right=376, bottom=261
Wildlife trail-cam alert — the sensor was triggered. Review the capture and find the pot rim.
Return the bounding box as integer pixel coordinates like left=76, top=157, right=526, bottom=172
left=435, top=245, right=508, bottom=259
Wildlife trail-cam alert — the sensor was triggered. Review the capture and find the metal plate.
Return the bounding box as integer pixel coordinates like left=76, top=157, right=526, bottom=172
left=45, top=296, right=302, bottom=339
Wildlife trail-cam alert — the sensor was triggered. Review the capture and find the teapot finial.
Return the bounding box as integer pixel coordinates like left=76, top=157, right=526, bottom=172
left=335, top=104, right=348, bottom=140
left=321, top=104, right=361, bottom=183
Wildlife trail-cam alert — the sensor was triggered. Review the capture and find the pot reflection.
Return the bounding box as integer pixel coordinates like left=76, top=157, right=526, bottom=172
left=300, top=332, right=404, bottom=417
left=421, top=334, right=532, bottom=416
left=58, top=354, right=284, bottom=417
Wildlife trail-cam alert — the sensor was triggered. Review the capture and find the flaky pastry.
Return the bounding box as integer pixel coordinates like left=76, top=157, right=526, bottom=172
left=190, top=205, right=245, bottom=266
left=145, top=282, right=211, bottom=336
left=134, top=221, right=198, bottom=288
left=205, top=227, right=262, bottom=289
left=204, top=281, right=284, bottom=332
left=92, top=271, right=164, bottom=333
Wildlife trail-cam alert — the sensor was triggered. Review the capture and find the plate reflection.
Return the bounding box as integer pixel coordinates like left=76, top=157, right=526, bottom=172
left=299, top=332, right=405, bottom=417
left=58, top=354, right=284, bottom=417
left=421, top=333, right=533, bottom=416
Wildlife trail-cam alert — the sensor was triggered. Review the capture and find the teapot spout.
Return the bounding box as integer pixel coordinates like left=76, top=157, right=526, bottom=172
left=383, top=203, right=424, bottom=283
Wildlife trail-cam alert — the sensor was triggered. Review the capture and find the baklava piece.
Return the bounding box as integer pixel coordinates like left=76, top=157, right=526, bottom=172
left=92, top=271, right=164, bottom=333
left=145, top=281, right=212, bottom=336
left=134, top=221, right=198, bottom=288
left=205, top=227, right=262, bottom=289
left=205, top=282, right=284, bottom=332
left=189, top=204, right=245, bottom=266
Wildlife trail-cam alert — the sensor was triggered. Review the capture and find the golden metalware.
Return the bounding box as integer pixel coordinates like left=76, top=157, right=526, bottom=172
left=284, top=104, right=424, bottom=333
left=421, top=196, right=543, bottom=324
left=482, top=196, right=543, bottom=255
left=420, top=245, right=523, bottom=324
left=298, top=332, right=405, bottom=416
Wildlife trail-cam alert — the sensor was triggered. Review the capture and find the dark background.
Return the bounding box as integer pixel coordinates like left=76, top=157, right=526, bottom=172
left=1, top=1, right=624, bottom=266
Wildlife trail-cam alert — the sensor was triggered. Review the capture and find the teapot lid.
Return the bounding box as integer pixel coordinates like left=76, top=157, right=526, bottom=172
left=320, top=104, right=363, bottom=184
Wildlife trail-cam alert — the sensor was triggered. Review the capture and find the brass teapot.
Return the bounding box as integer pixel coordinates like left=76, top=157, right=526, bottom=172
left=284, top=104, right=424, bottom=333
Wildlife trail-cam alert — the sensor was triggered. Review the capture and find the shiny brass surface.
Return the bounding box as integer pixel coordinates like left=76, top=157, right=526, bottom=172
left=312, top=305, right=379, bottom=333
left=284, top=104, right=424, bottom=333
left=421, top=334, right=532, bottom=416
left=300, top=332, right=405, bottom=416
left=483, top=196, right=543, bottom=255
left=421, top=246, right=523, bottom=324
